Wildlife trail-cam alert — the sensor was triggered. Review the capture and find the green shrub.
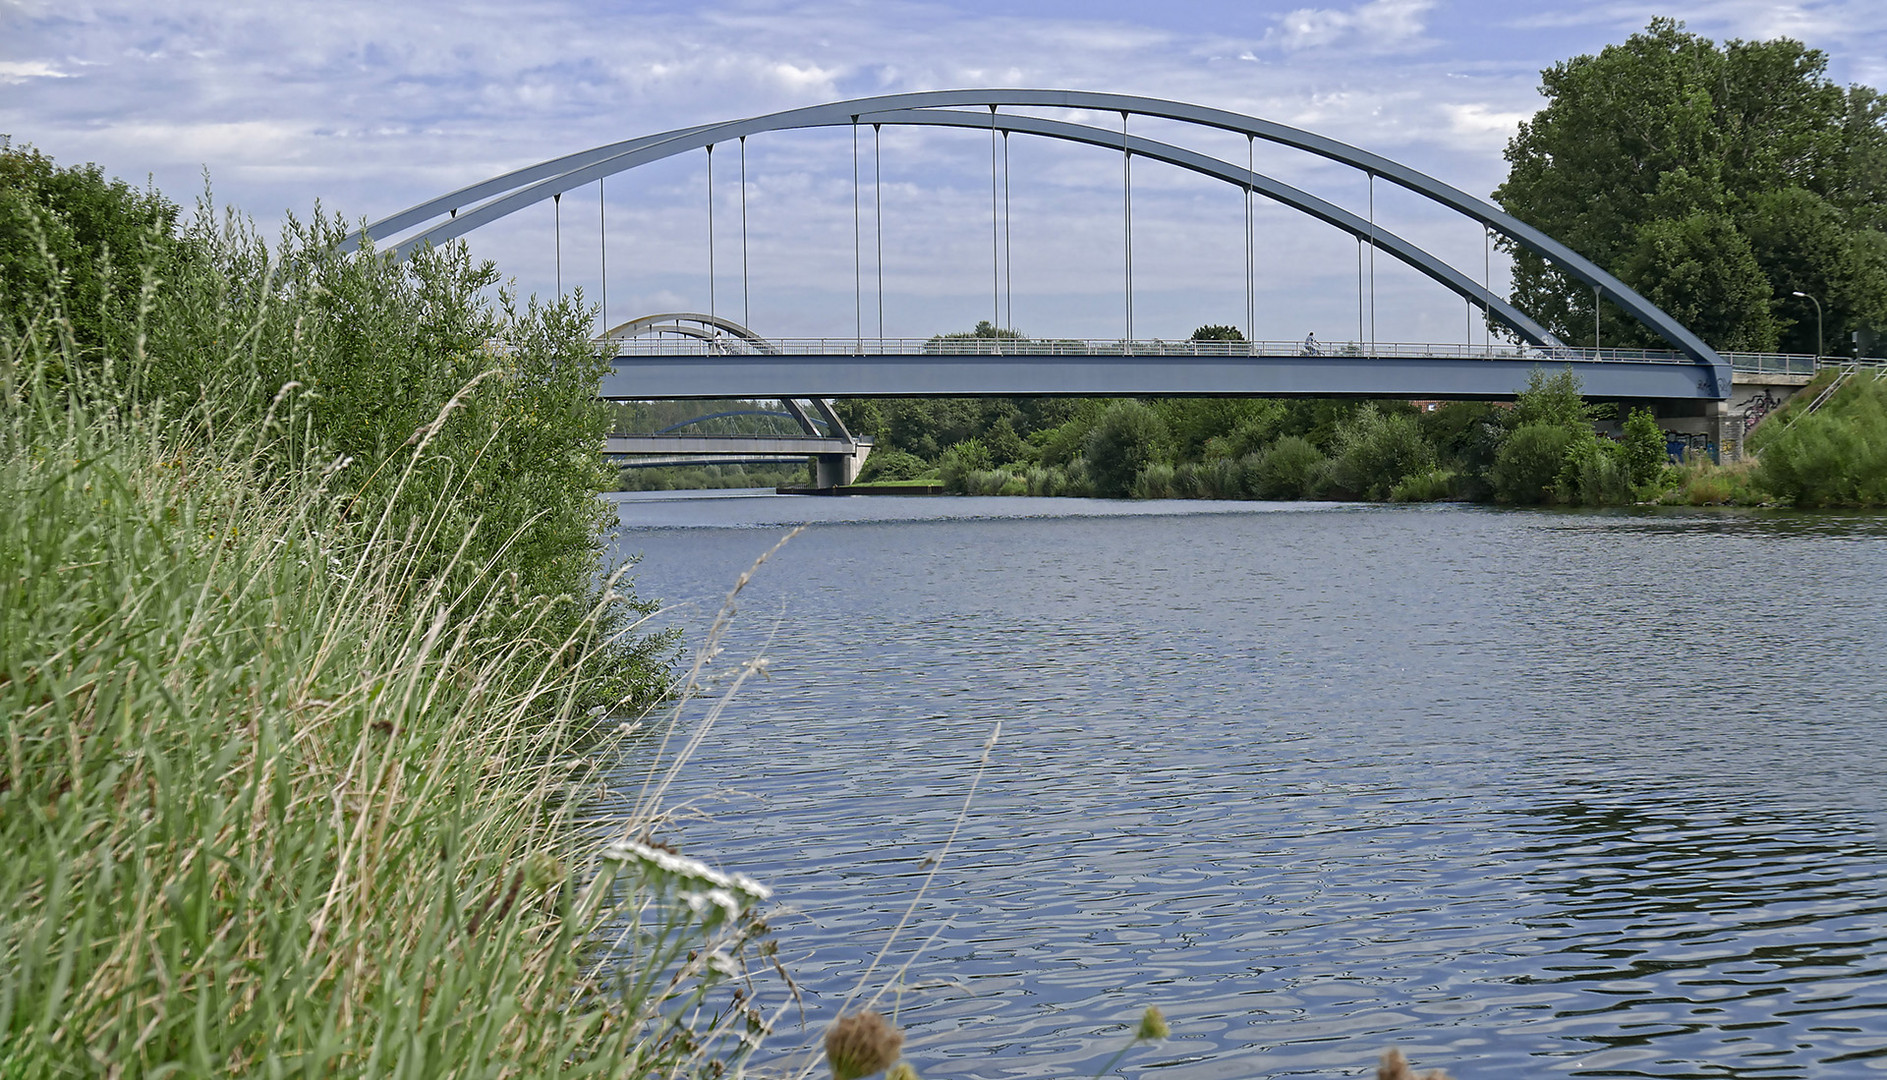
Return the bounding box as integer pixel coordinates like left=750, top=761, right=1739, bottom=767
left=1620, top=406, right=1668, bottom=487
left=1388, top=468, right=1455, bottom=502
left=1667, top=457, right=1766, bottom=504
left=1058, top=460, right=1097, bottom=498
left=1083, top=400, right=1171, bottom=497
left=1511, top=368, right=1604, bottom=429
left=1748, top=368, right=1841, bottom=452
left=857, top=447, right=929, bottom=482
left=1131, top=461, right=1179, bottom=499
left=1191, top=456, right=1247, bottom=500
left=1, top=142, right=192, bottom=375
left=1558, top=433, right=1635, bottom=505
left=1329, top=405, right=1437, bottom=499
left=1249, top=436, right=1325, bottom=499
left=938, top=438, right=993, bottom=492
left=963, top=467, right=1024, bottom=495
left=1491, top=422, right=1575, bottom=503
left=1024, top=465, right=1064, bottom=496
left=1753, top=379, right=1887, bottom=506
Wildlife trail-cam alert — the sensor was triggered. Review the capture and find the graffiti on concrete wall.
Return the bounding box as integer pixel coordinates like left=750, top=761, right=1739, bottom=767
left=1741, top=390, right=1782, bottom=433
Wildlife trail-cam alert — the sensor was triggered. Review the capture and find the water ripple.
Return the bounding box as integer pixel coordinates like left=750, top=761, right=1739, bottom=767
left=610, top=499, right=1887, bottom=1079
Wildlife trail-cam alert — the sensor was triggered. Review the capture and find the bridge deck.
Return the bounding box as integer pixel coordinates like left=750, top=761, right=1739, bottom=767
left=601, top=340, right=1736, bottom=401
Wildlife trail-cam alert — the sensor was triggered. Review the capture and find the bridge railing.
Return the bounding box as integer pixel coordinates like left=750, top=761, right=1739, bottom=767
left=599, top=336, right=1887, bottom=375
left=603, top=336, right=1720, bottom=363
left=1721, top=353, right=1887, bottom=375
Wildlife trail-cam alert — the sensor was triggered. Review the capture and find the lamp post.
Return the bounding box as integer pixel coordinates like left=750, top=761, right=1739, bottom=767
left=1792, top=290, right=1824, bottom=360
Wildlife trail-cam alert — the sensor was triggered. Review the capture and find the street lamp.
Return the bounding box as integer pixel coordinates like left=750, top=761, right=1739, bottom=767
left=1792, top=290, right=1824, bottom=359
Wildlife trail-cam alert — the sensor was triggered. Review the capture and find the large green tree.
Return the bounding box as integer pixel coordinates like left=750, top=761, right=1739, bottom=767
left=1495, top=18, right=1887, bottom=354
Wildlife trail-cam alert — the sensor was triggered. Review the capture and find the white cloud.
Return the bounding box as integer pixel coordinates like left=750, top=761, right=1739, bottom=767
left=1267, top=0, right=1436, bottom=54
left=1507, top=1, right=1887, bottom=44
left=0, top=60, right=69, bottom=83
left=1443, top=102, right=1530, bottom=144
left=2, top=0, right=1881, bottom=338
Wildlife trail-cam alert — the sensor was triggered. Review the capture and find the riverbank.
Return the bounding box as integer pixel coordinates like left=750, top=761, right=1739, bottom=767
left=828, top=366, right=1887, bottom=511
left=1, top=147, right=768, bottom=1076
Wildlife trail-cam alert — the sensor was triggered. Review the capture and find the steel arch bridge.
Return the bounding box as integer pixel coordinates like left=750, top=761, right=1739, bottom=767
left=350, top=90, right=1742, bottom=479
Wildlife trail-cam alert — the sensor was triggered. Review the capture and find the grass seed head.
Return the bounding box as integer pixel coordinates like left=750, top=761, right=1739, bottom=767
left=1377, top=1047, right=1453, bottom=1080
left=825, top=1010, right=904, bottom=1080
left=1136, top=1005, right=1169, bottom=1041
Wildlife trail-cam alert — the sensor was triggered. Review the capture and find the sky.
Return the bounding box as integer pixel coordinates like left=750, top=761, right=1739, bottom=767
left=7, top=0, right=1887, bottom=345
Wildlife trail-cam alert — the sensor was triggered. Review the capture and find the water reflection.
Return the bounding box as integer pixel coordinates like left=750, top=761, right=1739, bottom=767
left=1529, top=503, right=1887, bottom=541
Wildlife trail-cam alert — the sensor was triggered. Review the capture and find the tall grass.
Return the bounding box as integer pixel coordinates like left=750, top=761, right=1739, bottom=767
left=1, top=190, right=773, bottom=1076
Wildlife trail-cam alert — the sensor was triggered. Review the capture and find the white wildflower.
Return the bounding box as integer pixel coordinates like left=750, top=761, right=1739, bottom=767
left=680, top=888, right=743, bottom=925
left=704, top=948, right=738, bottom=978
left=601, top=839, right=772, bottom=902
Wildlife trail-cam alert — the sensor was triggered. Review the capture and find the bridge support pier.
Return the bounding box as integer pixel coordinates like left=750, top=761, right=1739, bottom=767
left=1710, top=400, right=1741, bottom=462
left=1616, top=398, right=1742, bottom=463
left=812, top=442, right=873, bottom=488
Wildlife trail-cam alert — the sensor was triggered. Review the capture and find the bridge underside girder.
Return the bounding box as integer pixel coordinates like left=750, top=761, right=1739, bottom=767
left=604, top=433, right=872, bottom=485
left=602, top=353, right=1723, bottom=403
left=610, top=455, right=808, bottom=469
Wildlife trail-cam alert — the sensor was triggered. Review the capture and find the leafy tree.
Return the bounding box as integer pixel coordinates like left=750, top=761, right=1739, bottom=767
left=1082, top=400, right=1170, bottom=498
left=1511, top=368, right=1605, bottom=430
left=1621, top=211, right=1779, bottom=349
left=1496, top=18, right=1887, bottom=353
left=1154, top=397, right=1272, bottom=461
left=928, top=319, right=1021, bottom=342
left=1621, top=406, right=1668, bottom=487
left=1491, top=423, right=1575, bottom=504
left=1328, top=404, right=1436, bottom=499
left=1271, top=398, right=1369, bottom=452
left=1247, top=436, right=1325, bottom=499
left=938, top=438, right=992, bottom=492
left=1189, top=324, right=1244, bottom=341
left=982, top=415, right=1032, bottom=466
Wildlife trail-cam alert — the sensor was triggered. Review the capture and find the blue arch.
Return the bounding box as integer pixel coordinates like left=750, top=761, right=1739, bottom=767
left=346, top=89, right=1728, bottom=394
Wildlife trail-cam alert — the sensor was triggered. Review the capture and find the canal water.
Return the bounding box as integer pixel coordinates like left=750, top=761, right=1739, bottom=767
left=606, top=493, right=1887, bottom=1079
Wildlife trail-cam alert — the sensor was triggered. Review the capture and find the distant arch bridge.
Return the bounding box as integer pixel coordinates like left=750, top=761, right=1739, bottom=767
left=351, top=90, right=1741, bottom=482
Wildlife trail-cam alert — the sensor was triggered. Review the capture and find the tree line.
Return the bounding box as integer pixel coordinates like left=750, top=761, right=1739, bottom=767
left=835, top=354, right=1672, bottom=506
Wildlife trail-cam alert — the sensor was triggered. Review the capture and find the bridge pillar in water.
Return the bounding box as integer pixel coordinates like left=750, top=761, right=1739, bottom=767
left=812, top=441, right=873, bottom=488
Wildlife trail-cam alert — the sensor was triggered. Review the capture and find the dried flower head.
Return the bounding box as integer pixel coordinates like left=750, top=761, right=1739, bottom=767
left=825, top=1011, right=904, bottom=1080
left=886, top=1064, right=919, bottom=1080
left=1136, top=1006, right=1169, bottom=1041
left=1377, top=1047, right=1453, bottom=1080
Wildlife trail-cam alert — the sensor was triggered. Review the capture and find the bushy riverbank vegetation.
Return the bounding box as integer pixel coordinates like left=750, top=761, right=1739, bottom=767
left=837, top=363, right=1680, bottom=506
left=2, top=146, right=780, bottom=1076
left=1745, top=367, right=1887, bottom=506
left=839, top=358, right=1887, bottom=509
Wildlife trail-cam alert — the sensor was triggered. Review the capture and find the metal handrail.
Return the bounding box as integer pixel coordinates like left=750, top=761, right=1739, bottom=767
left=597, top=336, right=1887, bottom=376
left=602, top=337, right=1728, bottom=364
